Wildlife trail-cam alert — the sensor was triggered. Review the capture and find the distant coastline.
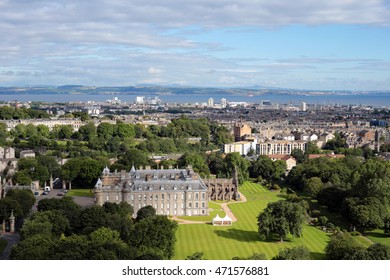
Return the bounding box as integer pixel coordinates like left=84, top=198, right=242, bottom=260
left=1, top=85, right=390, bottom=106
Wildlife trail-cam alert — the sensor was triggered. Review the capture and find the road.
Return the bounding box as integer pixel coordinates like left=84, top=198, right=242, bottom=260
left=0, top=232, right=20, bottom=260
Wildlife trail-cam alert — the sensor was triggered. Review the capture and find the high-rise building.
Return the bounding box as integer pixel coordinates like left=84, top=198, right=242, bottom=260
left=208, top=98, right=214, bottom=107
left=135, top=96, right=145, bottom=104
left=221, top=98, right=227, bottom=108
left=300, top=102, right=307, bottom=112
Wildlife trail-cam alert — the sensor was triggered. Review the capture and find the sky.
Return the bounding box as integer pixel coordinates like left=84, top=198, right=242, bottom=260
left=1, top=0, right=390, bottom=90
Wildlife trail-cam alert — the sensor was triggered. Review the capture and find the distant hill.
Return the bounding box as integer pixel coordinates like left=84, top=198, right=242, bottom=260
left=0, top=85, right=389, bottom=97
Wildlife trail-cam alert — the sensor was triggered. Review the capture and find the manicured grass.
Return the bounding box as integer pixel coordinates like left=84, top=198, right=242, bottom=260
left=365, top=229, right=390, bottom=246
left=174, top=182, right=330, bottom=260
left=0, top=239, right=7, bottom=254
left=66, top=189, right=95, bottom=197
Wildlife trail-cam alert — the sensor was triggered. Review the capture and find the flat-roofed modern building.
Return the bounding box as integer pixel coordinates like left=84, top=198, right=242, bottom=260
left=257, top=140, right=307, bottom=155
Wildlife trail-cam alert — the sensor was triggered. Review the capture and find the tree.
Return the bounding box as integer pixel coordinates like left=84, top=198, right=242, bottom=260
left=186, top=252, right=207, bottom=260
left=29, top=210, right=71, bottom=237
left=316, top=186, right=348, bottom=212
left=136, top=205, right=156, bottom=222
left=97, top=123, right=114, bottom=141
left=78, top=122, right=97, bottom=141
left=114, top=123, right=135, bottom=139
left=178, top=152, right=210, bottom=177
left=257, top=200, right=306, bottom=242
left=130, top=215, right=178, bottom=259
left=5, top=189, right=36, bottom=217
left=10, top=234, right=54, bottom=260
left=305, top=141, right=321, bottom=155
left=224, top=152, right=249, bottom=184
left=62, top=157, right=104, bottom=188
left=250, top=156, right=287, bottom=181
left=367, top=243, right=390, bottom=260
left=343, top=197, right=387, bottom=231
left=303, top=177, right=324, bottom=197
left=232, top=253, right=266, bottom=260
left=325, top=232, right=365, bottom=260
left=273, top=246, right=311, bottom=260
left=291, top=148, right=306, bottom=163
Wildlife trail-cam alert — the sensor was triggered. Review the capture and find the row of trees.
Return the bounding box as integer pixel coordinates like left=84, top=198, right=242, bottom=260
left=11, top=199, right=178, bottom=260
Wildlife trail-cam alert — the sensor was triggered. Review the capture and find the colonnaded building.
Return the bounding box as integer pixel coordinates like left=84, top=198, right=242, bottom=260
left=94, top=165, right=238, bottom=216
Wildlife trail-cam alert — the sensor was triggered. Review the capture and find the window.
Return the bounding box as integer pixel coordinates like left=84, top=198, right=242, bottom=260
left=162, top=194, right=165, bottom=199
left=116, top=196, right=119, bottom=201
left=188, top=202, right=192, bottom=208
left=161, top=203, right=164, bottom=209
left=131, top=194, right=134, bottom=200
left=195, top=202, right=198, bottom=208
left=202, top=202, right=205, bottom=208
left=155, top=204, right=158, bottom=209
left=138, top=194, right=142, bottom=201
left=167, top=204, right=170, bottom=209
left=174, top=194, right=177, bottom=200
left=195, top=193, right=199, bottom=199
left=201, top=193, right=205, bottom=199
left=155, top=194, right=158, bottom=200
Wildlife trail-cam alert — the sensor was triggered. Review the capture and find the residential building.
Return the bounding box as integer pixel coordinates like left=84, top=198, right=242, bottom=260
left=224, top=140, right=257, bottom=156
left=233, top=122, right=251, bottom=141
left=257, top=140, right=307, bottom=155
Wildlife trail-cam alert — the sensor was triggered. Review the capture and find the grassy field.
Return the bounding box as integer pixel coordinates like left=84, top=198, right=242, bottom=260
left=174, top=182, right=330, bottom=260
left=66, top=189, right=95, bottom=197
left=365, top=230, right=390, bottom=246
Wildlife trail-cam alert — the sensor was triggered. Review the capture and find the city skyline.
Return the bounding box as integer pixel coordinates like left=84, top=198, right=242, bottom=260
left=0, top=1, right=390, bottom=90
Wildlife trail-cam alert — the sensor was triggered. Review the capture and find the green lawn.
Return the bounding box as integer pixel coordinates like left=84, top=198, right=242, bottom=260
left=365, top=229, right=390, bottom=246
left=174, top=182, right=330, bottom=260
left=66, top=189, right=95, bottom=197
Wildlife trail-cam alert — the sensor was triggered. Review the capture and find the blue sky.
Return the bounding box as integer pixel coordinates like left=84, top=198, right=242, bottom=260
left=0, top=0, right=390, bottom=90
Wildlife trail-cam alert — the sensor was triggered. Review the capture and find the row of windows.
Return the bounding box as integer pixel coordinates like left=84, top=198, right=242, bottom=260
left=133, top=202, right=206, bottom=210
left=131, top=192, right=206, bottom=201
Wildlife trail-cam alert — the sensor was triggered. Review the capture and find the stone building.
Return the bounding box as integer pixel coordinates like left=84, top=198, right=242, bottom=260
left=233, top=122, right=251, bottom=141
left=94, top=165, right=240, bottom=217
left=94, top=166, right=209, bottom=216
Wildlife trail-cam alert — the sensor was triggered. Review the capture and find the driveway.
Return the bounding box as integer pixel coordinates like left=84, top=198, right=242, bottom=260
left=0, top=232, right=20, bottom=260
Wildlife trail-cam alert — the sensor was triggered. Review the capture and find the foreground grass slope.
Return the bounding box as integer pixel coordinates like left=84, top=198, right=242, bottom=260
left=174, top=181, right=330, bottom=260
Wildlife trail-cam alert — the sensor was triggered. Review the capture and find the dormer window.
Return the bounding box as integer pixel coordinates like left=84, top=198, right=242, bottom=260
left=188, top=185, right=192, bottom=190
left=173, top=185, right=177, bottom=190
left=160, top=185, right=164, bottom=190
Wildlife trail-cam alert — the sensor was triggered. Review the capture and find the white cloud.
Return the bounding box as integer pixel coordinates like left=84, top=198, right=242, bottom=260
left=148, top=67, right=164, bottom=75
left=0, top=1, right=389, bottom=89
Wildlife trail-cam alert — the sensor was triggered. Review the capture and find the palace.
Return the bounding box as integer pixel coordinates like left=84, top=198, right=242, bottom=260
left=94, top=165, right=239, bottom=217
